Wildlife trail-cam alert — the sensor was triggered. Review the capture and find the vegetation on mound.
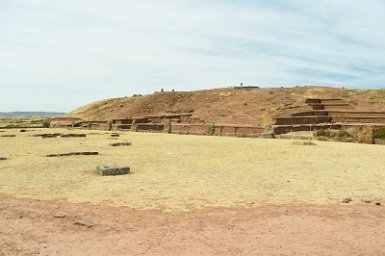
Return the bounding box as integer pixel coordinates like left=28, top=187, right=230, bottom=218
left=0, top=117, right=51, bottom=129
left=373, top=127, right=385, bottom=139
left=314, top=127, right=374, bottom=144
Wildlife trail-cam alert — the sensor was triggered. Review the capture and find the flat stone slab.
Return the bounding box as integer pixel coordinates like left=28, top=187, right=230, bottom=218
left=1, top=135, right=16, bottom=138
left=74, top=219, right=95, bottom=228
left=54, top=213, right=66, bottom=218
left=47, top=152, right=98, bottom=157
left=110, top=142, right=132, bottom=147
left=60, top=134, right=86, bottom=138
left=97, top=165, right=130, bottom=176
left=34, top=133, right=61, bottom=138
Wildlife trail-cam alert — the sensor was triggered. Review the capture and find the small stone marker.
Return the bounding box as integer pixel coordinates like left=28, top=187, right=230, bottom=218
left=97, top=165, right=130, bottom=176
left=342, top=197, right=352, bottom=203
left=74, top=219, right=95, bottom=228
left=47, top=152, right=98, bottom=157
left=110, top=142, right=132, bottom=147
left=20, top=129, right=26, bottom=132
left=0, top=157, right=7, bottom=161
left=110, top=133, right=120, bottom=137
left=54, top=213, right=66, bottom=218
left=375, top=202, right=381, bottom=206
left=34, top=133, right=61, bottom=138
left=60, top=134, right=86, bottom=138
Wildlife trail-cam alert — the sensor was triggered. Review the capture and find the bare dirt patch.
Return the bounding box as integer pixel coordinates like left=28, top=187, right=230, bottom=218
left=1, top=195, right=385, bottom=256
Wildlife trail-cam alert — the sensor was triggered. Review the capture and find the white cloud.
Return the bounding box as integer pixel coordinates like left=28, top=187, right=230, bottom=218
left=0, top=0, right=385, bottom=111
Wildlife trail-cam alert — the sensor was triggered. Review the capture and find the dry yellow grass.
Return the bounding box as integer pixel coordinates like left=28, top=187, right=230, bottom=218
left=0, top=128, right=384, bottom=211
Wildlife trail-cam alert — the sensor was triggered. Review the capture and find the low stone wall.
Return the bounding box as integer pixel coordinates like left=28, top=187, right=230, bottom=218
left=170, top=123, right=207, bottom=135
left=274, top=124, right=342, bottom=135
left=274, top=116, right=332, bottom=125
left=50, top=117, right=83, bottom=128
left=170, top=123, right=264, bottom=137
left=136, top=123, right=165, bottom=132
left=78, top=121, right=108, bottom=130
left=332, top=116, right=385, bottom=123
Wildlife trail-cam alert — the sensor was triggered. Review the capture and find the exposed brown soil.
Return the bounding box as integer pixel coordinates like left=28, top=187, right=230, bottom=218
left=1, top=195, right=385, bottom=256
left=67, top=86, right=385, bottom=126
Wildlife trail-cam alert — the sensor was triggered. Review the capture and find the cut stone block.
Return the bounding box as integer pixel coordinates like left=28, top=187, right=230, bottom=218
left=110, top=142, right=132, bottom=147
left=47, top=152, right=98, bottom=157
left=34, top=133, right=61, bottom=138
left=60, top=134, right=86, bottom=138
left=97, top=165, right=130, bottom=176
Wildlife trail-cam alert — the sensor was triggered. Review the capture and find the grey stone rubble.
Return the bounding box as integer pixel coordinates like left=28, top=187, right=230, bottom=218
left=47, top=152, right=98, bottom=157
left=74, top=219, right=95, bottom=228
left=342, top=197, right=352, bottom=203
left=97, top=165, right=130, bottom=176
left=34, top=133, right=61, bottom=138
left=34, top=133, right=86, bottom=138
left=110, top=142, right=132, bottom=147
left=60, top=134, right=86, bottom=138
left=54, top=213, right=66, bottom=218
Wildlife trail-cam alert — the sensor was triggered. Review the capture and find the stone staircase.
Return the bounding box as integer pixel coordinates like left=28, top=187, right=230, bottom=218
left=273, top=98, right=385, bottom=134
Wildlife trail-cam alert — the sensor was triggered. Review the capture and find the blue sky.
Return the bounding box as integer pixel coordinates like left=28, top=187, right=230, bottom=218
left=1, top=0, right=385, bottom=112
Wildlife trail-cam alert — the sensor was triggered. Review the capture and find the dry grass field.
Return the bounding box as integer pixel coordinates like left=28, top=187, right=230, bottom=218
left=1, top=128, right=384, bottom=211
left=2, top=128, right=385, bottom=255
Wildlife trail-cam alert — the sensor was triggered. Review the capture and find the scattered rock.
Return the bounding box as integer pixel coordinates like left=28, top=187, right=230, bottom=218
left=375, top=202, right=381, bottom=206
left=60, top=134, right=86, bottom=138
left=74, top=219, right=95, bottom=228
left=110, top=142, right=132, bottom=147
left=97, top=165, right=130, bottom=176
left=34, top=133, right=61, bottom=138
left=361, top=199, right=372, bottom=204
left=342, top=197, right=352, bottom=203
left=1, top=135, right=16, bottom=137
left=47, top=152, right=98, bottom=157
left=20, top=129, right=26, bottom=132
left=54, top=213, right=66, bottom=218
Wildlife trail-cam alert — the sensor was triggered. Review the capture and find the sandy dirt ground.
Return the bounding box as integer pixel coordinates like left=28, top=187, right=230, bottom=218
left=1, top=195, right=385, bottom=256
left=1, top=129, right=385, bottom=211
left=1, top=129, right=385, bottom=255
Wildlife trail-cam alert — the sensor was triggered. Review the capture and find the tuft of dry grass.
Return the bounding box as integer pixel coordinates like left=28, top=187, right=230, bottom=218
left=292, top=139, right=316, bottom=146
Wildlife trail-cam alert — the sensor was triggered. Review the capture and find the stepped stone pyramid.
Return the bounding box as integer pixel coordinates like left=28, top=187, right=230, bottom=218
left=273, top=98, right=385, bottom=134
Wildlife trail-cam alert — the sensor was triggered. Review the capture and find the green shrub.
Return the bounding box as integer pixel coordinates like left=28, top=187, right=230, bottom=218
left=207, top=122, right=215, bottom=135
left=373, top=127, right=385, bottom=139
left=42, top=118, right=51, bottom=128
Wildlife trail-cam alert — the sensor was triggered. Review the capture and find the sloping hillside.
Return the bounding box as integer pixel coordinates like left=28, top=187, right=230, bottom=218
left=67, top=86, right=385, bottom=126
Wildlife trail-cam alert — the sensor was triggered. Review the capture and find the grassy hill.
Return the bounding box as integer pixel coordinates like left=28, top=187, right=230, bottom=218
left=67, top=86, right=385, bottom=126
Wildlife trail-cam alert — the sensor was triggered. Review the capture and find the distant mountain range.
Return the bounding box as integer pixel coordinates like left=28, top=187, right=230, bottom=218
left=0, top=111, right=65, bottom=117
